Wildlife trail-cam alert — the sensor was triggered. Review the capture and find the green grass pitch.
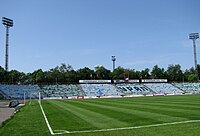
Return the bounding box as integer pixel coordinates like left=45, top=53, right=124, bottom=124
left=0, top=95, right=200, bottom=136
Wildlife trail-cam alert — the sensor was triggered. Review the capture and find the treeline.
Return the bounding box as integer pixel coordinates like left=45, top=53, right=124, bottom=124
left=0, top=63, right=199, bottom=84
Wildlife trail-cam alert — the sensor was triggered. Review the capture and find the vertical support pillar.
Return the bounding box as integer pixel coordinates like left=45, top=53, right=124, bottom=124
left=193, top=39, right=199, bottom=80
left=189, top=33, right=199, bottom=81
left=5, top=26, right=9, bottom=71
left=112, top=56, right=116, bottom=71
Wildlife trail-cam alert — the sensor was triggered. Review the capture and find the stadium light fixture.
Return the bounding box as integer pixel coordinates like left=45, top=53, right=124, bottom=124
left=189, top=33, right=199, bottom=80
left=2, top=17, right=14, bottom=71
left=112, top=56, right=116, bottom=71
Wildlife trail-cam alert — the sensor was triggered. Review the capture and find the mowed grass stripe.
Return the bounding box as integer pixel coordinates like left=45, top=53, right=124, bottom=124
left=42, top=95, right=200, bottom=133
left=46, top=100, right=127, bottom=131
left=62, top=99, right=171, bottom=126
left=92, top=95, right=200, bottom=116
left=87, top=98, right=200, bottom=121
left=117, top=98, right=200, bottom=110
left=103, top=94, right=200, bottom=103
left=49, top=100, right=128, bottom=128
left=68, top=99, right=188, bottom=123
left=41, top=100, right=95, bottom=131
left=41, top=95, right=200, bottom=133
left=1, top=95, right=200, bottom=136
left=105, top=96, right=200, bottom=109
left=104, top=95, right=200, bottom=103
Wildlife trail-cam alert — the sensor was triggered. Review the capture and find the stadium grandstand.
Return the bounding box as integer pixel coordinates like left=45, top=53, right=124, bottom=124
left=40, top=84, right=85, bottom=98
left=116, top=83, right=154, bottom=95
left=144, top=83, right=183, bottom=95
left=0, top=84, right=40, bottom=99
left=1, top=79, right=200, bottom=100
left=172, top=83, right=200, bottom=94
left=0, top=80, right=200, bottom=99
left=80, top=84, right=123, bottom=98
left=0, top=92, right=6, bottom=100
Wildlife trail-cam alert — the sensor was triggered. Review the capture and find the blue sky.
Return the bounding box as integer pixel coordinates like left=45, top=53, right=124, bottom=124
left=0, top=0, right=200, bottom=73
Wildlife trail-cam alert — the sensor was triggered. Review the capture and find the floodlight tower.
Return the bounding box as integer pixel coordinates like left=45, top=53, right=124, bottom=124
left=2, top=17, right=13, bottom=71
left=189, top=33, right=199, bottom=80
left=112, top=56, right=116, bottom=71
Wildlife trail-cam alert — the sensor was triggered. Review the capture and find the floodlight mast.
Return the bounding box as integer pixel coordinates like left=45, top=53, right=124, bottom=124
left=189, top=33, right=199, bottom=81
left=2, top=17, right=13, bottom=71
left=112, top=56, right=116, bottom=71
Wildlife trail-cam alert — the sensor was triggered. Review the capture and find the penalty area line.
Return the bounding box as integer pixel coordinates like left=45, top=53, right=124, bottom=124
left=53, top=119, right=200, bottom=135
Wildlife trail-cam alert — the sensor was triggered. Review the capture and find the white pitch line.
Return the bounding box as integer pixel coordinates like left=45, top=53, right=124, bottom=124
left=39, top=101, right=54, bottom=135
left=39, top=101, right=70, bottom=135
left=53, top=119, right=200, bottom=135
left=54, top=130, right=70, bottom=135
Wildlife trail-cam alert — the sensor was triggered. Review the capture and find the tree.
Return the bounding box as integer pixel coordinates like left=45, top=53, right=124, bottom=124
left=8, top=70, right=26, bottom=83
left=197, top=64, right=200, bottom=81
left=184, top=67, right=197, bottom=82
left=35, top=70, right=45, bottom=83
left=77, top=67, right=94, bottom=80
left=95, top=65, right=111, bottom=79
left=58, top=63, right=73, bottom=73
left=64, top=70, right=77, bottom=83
left=49, top=67, right=61, bottom=84
left=27, top=69, right=45, bottom=84
left=188, top=74, right=196, bottom=82
left=0, top=66, right=6, bottom=82
left=151, top=65, right=165, bottom=79
left=140, top=68, right=150, bottom=79
left=166, top=64, right=183, bottom=82
left=129, top=69, right=140, bottom=79
left=111, top=66, right=125, bottom=79
left=1, top=63, right=200, bottom=84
